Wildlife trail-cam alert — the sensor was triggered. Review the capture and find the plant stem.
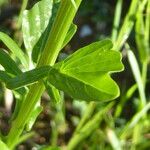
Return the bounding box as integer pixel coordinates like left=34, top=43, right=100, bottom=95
left=6, top=0, right=82, bottom=148
left=6, top=82, right=45, bottom=149
left=37, top=0, right=81, bottom=66
left=111, top=0, right=123, bottom=42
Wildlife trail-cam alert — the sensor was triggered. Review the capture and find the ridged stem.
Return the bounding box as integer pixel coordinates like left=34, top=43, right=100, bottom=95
left=6, top=0, right=82, bottom=148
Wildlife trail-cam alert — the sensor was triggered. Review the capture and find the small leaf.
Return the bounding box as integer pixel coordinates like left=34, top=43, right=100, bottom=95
left=0, top=32, right=28, bottom=68
left=62, top=23, right=77, bottom=48
left=22, top=0, right=53, bottom=52
left=6, top=66, right=51, bottom=89
left=0, top=49, right=22, bottom=75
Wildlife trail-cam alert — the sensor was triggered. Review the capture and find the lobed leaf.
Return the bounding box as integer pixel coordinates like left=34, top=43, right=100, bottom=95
left=48, top=39, right=124, bottom=102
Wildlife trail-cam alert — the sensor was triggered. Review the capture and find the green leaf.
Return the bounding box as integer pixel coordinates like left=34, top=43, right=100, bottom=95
left=0, top=32, right=28, bottom=68
left=62, top=42, right=120, bottom=73
left=0, top=140, right=9, bottom=150
left=0, top=49, right=22, bottom=75
left=22, top=0, right=53, bottom=52
left=48, top=39, right=124, bottom=101
left=0, top=70, right=26, bottom=96
left=63, top=39, right=113, bottom=65
left=0, top=70, right=12, bottom=83
left=0, top=71, right=26, bottom=97
left=6, top=66, right=51, bottom=89
left=62, top=23, right=77, bottom=48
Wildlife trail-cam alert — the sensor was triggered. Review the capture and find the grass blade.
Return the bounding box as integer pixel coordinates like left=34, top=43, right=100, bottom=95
left=126, top=44, right=146, bottom=108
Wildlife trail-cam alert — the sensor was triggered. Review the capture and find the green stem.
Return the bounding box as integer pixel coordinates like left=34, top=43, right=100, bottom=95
left=6, top=82, right=45, bottom=149
left=37, top=0, right=81, bottom=66
left=111, top=0, right=123, bottom=42
left=6, top=0, right=82, bottom=148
